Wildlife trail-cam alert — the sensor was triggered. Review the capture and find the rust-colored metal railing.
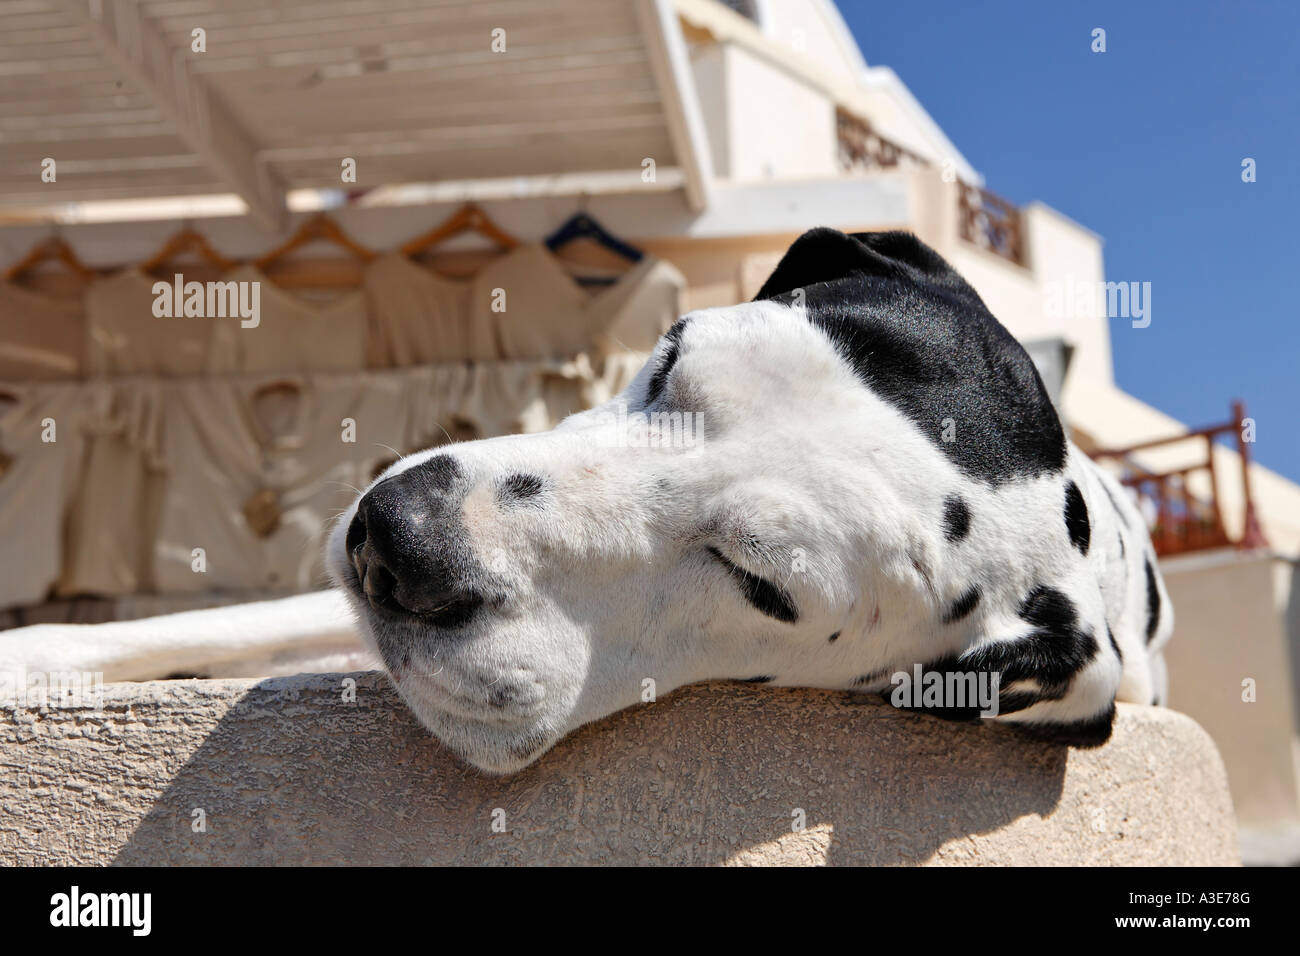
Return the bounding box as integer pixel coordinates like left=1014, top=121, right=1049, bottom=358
left=1091, top=400, right=1268, bottom=557
left=835, top=108, right=1026, bottom=267
left=957, top=181, right=1025, bottom=266
left=835, top=106, right=930, bottom=173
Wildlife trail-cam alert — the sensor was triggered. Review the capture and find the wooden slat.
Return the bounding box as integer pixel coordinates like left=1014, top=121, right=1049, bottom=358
left=0, top=0, right=691, bottom=217
left=56, top=0, right=289, bottom=229
left=0, top=78, right=145, bottom=103
left=258, top=113, right=669, bottom=157
left=206, top=48, right=654, bottom=93
left=0, top=53, right=105, bottom=73
left=187, top=36, right=653, bottom=79
left=147, top=7, right=640, bottom=54
left=0, top=109, right=165, bottom=134
left=0, top=93, right=156, bottom=114
left=0, top=175, right=227, bottom=203
left=635, top=0, right=711, bottom=211
left=241, top=96, right=664, bottom=144
left=270, top=136, right=676, bottom=181
left=270, top=140, right=676, bottom=186
left=0, top=134, right=206, bottom=162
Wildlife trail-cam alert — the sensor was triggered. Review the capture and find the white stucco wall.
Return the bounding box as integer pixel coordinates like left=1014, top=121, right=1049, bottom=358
left=1023, top=201, right=1114, bottom=385
left=1161, top=551, right=1300, bottom=831
left=691, top=42, right=840, bottom=182
left=752, top=0, right=867, bottom=83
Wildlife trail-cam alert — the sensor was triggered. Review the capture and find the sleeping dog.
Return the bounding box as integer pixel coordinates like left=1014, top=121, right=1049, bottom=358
left=329, top=228, right=1174, bottom=774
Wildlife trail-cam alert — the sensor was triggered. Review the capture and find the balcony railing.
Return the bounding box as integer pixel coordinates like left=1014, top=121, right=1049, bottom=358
left=835, top=106, right=1026, bottom=268
left=1090, top=400, right=1269, bottom=558
left=835, top=106, right=930, bottom=173
left=958, top=182, right=1025, bottom=266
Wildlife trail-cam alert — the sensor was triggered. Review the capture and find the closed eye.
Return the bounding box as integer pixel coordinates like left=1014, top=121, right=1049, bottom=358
left=707, top=547, right=799, bottom=624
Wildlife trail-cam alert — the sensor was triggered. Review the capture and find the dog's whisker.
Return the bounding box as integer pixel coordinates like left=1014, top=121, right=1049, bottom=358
left=324, top=480, right=364, bottom=495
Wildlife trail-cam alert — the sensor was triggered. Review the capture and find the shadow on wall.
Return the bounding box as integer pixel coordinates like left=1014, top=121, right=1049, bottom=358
left=111, top=674, right=1069, bottom=865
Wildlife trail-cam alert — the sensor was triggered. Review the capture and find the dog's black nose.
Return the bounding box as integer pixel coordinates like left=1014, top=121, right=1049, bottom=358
left=346, top=456, right=483, bottom=627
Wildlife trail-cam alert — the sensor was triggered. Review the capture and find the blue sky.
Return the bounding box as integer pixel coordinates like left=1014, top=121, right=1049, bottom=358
left=838, top=0, right=1299, bottom=482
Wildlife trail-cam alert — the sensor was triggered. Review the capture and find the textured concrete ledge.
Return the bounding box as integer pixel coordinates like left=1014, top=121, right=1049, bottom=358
left=1, top=672, right=1238, bottom=866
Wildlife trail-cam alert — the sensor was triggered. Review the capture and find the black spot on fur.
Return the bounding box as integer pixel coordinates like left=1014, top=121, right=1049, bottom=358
left=899, top=585, right=1101, bottom=720
left=1013, top=586, right=1099, bottom=688
left=413, top=453, right=461, bottom=492
left=756, top=229, right=1067, bottom=485
left=851, top=668, right=893, bottom=688
left=738, top=675, right=773, bottom=684
left=877, top=669, right=999, bottom=722
left=944, top=585, right=981, bottom=624
left=1144, top=557, right=1161, bottom=644
left=827, top=631, right=841, bottom=643
left=646, top=317, right=689, bottom=404
left=707, top=547, right=798, bottom=624
left=1064, top=481, right=1090, bottom=555
left=896, top=697, right=1117, bottom=746
left=942, top=495, right=971, bottom=543
left=499, top=473, right=544, bottom=503
left=1107, top=624, right=1123, bottom=663
left=1117, top=531, right=1126, bottom=559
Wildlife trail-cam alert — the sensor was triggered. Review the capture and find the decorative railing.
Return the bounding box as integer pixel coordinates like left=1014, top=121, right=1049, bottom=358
left=957, top=182, right=1025, bottom=266
left=836, top=106, right=1026, bottom=268
left=1091, top=400, right=1268, bottom=557
left=835, top=107, right=929, bottom=173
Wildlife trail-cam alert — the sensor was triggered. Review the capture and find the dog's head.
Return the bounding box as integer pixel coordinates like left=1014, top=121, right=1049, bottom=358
left=328, top=229, right=1069, bottom=773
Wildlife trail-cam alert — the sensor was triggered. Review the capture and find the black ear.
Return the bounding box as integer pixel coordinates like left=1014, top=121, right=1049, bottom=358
left=749, top=227, right=1066, bottom=487
left=754, top=228, right=981, bottom=306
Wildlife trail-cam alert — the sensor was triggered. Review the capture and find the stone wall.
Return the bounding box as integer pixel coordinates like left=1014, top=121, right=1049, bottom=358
left=1, top=672, right=1238, bottom=865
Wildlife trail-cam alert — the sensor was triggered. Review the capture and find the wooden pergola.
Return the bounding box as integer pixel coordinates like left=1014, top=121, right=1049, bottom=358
left=0, top=0, right=715, bottom=229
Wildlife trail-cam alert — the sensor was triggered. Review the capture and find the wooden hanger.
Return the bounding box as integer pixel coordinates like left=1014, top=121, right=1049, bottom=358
left=401, top=204, right=518, bottom=258
left=140, top=227, right=234, bottom=274
left=252, top=377, right=305, bottom=400
left=254, top=214, right=375, bottom=272
left=4, top=235, right=96, bottom=283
